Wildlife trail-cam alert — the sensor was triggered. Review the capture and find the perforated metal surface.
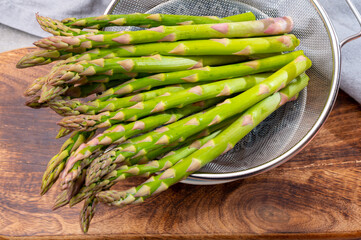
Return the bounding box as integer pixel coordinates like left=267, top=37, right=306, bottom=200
left=105, top=0, right=339, bottom=183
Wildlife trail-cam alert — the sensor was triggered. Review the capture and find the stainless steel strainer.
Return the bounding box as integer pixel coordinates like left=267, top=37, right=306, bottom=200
left=104, top=0, right=361, bottom=185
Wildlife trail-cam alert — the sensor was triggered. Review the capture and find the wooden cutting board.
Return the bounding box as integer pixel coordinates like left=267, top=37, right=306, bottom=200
left=1, top=48, right=361, bottom=240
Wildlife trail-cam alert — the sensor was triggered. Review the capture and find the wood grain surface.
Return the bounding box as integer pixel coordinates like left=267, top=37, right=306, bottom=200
left=1, top=48, right=361, bottom=240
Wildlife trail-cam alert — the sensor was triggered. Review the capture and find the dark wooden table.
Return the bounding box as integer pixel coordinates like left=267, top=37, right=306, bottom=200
left=1, top=48, right=361, bottom=240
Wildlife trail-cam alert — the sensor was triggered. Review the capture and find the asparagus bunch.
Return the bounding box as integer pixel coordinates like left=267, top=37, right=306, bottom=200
left=60, top=98, right=225, bottom=190
left=70, top=121, right=229, bottom=206
left=98, top=72, right=309, bottom=207
left=83, top=54, right=311, bottom=186
left=17, top=11, right=312, bottom=234
left=18, top=12, right=256, bottom=68
left=73, top=113, right=239, bottom=233
left=58, top=107, right=231, bottom=204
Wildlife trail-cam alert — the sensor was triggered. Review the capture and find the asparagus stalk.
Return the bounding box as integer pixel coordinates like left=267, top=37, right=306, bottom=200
left=60, top=97, right=224, bottom=189
left=34, top=17, right=293, bottom=51
left=17, top=49, right=70, bottom=69
left=62, top=12, right=256, bottom=29
left=47, top=55, right=248, bottom=86
left=97, top=51, right=303, bottom=99
left=18, top=34, right=296, bottom=68
left=70, top=122, right=228, bottom=206
left=53, top=168, right=87, bottom=210
left=49, top=83, right=197, bottom=116
left=80, top=195, right=99, bottom=233
left=58, top=73, right=271, bottom=131
left=41, top=131, right=94, bottom=195
left=85, top=54, right=311, bottom=185
left=38, top=77, right=130, bottom=104
left=73, top=35, right=298, bottom=56
left=36, top=14, right=101, bottom=37
left=17, top=49, right=73, bottom=69
left=97, top=73, right=309, bottom=207
left=37, top=12, right=255, bottom=37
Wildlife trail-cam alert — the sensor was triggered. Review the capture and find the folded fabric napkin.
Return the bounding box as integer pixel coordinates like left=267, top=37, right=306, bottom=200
left=0, top=0, right=360, bottom=103
left=318, top=0, right=361, bottom=104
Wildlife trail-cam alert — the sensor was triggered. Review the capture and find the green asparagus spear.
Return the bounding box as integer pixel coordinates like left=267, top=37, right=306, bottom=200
left=62, top=12, right=256, bottom=29
left=71, top=35, right=298, bottom=56
left=18, top=34, right=296, bottom=68
left=38, top=76, right=130, bottom=104
left=34, top=17, right=293, bottom=51
left=37, top=13, right=255, bottom=38
left=80, top=195, right=99, bottom=233
left=85, top=54, right=311, bottom=185
left=97, top=73, right=309, bottom=207
left=36, top=14, right=101, bottom=37
left=17, top=49, right=73, bottom=69
left=53, top=168, right=87, bottom=209
left=97, top=51, right=303, bottom=99
left=58, top=73, right=271, bottom=131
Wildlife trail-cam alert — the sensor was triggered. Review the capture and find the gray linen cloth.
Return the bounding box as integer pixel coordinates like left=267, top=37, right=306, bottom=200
left=0, top=0, right=111, bottom=37
left=318, top=0, right=361, bottom=104
left=0, top=0, right=360, bottom=103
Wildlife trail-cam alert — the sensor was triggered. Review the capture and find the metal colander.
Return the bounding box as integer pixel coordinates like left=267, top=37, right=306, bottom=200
left=104, top=0, right=361, bottom=184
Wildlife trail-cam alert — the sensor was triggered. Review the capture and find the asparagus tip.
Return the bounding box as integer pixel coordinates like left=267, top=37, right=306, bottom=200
left=56, top=127, right=72, bottom=138
left=52, top=191, right=69, bottom=210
